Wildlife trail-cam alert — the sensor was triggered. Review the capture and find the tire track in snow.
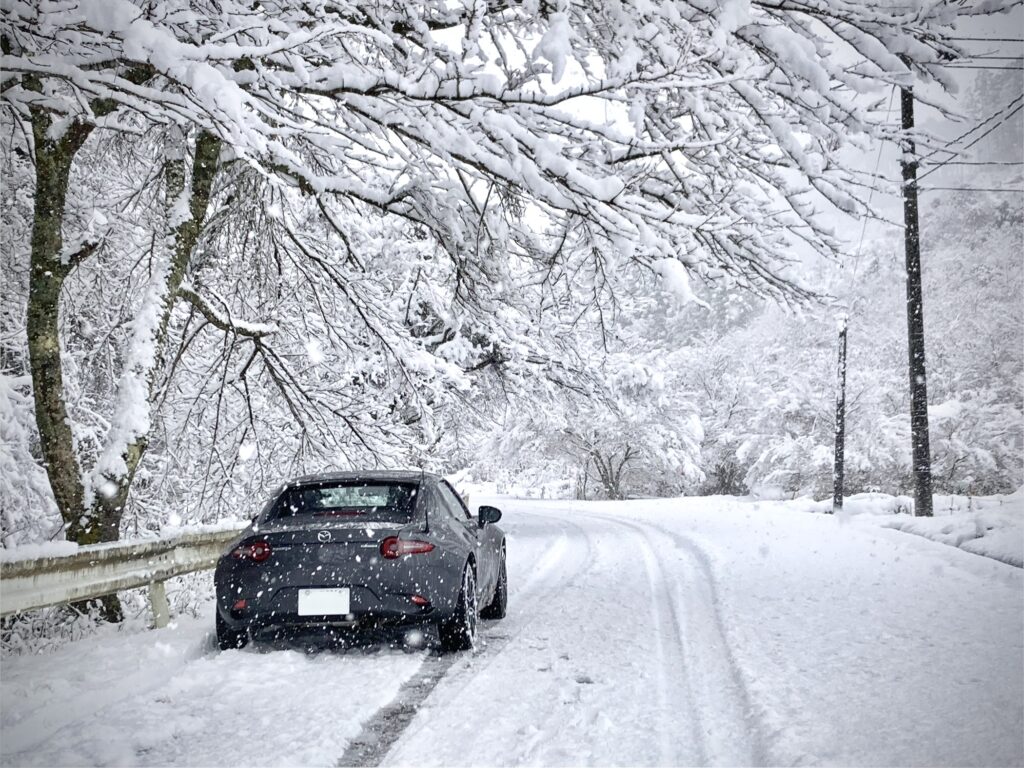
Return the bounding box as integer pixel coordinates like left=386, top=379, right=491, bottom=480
left=337, top=653, right=457, bottom=768
left=349, top=505, right=762, bottom=767
left=623, top=513, right=771, bottom=763
left=377, top=507, right=724, bottom=766
left=577, top=511, right=765, bottom=766
left=339, top=512, right=594, bottom=767
left=633, top=524, right=708, bottom=766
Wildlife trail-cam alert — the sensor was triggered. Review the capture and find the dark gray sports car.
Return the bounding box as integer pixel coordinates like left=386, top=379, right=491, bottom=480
left=214, top=471, right=506, bottom=652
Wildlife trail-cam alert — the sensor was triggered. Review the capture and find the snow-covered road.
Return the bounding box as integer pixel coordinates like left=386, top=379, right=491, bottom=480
left=384, top=509, right=759, bottom=767
left=2, top=497, right=1021, bottom=767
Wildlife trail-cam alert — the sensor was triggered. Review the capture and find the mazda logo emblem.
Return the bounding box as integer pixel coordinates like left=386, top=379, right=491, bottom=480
left=317, top=530, right=332, bottom=543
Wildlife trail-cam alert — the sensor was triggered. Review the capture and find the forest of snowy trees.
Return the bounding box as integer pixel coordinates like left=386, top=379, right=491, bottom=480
left=1, top=0, right=1021, bottom=552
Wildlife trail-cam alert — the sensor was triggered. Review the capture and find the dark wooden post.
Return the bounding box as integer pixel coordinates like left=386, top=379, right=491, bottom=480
left=833, top=314, right=848, bottom=515
left=899, top=56, right=934, bottom=517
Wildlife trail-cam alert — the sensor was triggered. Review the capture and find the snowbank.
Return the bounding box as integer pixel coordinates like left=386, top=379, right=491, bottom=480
left=788, top=491, right=915, bottom=516
left=782, top=488, right=1023, bottom=568
left=881, top=490, right=1023, bottom=568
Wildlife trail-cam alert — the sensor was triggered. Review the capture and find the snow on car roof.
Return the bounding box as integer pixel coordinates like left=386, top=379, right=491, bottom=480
left=286, top=470, right=439, bottom=487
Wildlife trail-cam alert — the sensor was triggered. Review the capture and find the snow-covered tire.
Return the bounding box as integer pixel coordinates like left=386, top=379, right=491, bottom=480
left=216, top=612, right=248, bottom=650
left=480, top=551, right=507, bottom=620
left=439, top=565, right=478, bottom=653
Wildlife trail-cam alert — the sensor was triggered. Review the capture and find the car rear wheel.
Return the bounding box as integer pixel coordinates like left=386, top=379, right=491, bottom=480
left=216, top=612, right=249, bottom=650
left=480, top=551, right=507, bottom=620
left=439, top=565, right=478, bottom=653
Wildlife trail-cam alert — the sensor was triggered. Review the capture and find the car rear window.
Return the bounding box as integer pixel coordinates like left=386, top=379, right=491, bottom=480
left=271, top=482, right=419, bottom=524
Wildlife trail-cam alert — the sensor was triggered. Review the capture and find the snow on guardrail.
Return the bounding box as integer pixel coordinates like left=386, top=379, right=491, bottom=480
left=0, top=524, right=248, bottom=625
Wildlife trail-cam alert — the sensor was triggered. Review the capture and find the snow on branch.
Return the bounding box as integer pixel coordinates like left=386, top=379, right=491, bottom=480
left=2, top=0, right=1001, bottom=303
left=178, top=284, right=277, bottom=339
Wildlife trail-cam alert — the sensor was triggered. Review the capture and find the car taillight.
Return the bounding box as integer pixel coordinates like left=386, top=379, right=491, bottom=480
left=380, top=537, right=435, bottom=559
left=231, top=540, right=272, bottom=562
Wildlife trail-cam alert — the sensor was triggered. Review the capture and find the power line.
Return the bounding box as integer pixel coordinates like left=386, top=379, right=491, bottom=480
left=851, top=85, right=897, bottom=272
left=956, top=103, right=1023, bottom=152
left=921, top=187, right=1024, bottom=193
left=917, top=102, right=1024, bottom=183
left=947, top=36, right=1024, bottom=42
left=923, top=159, right=1024, bottom=166
left=943, top=64, right=1024, bottom=70
left=917, top=94, right=1023, bottom=167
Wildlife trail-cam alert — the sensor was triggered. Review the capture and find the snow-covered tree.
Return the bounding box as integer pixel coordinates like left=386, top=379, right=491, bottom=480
left=492, top=348, right=705, bottom=500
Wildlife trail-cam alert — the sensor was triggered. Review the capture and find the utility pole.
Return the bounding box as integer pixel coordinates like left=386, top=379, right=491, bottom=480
left=832, top=314, right=848, bottom=515
left=899, top=56, right=934, bottom=517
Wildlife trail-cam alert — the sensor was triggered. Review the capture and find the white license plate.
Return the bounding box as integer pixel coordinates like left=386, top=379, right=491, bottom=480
left=297, top=588, right=350, bottom=616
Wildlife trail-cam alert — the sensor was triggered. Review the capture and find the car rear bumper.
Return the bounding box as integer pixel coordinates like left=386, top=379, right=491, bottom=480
left=216, top=589, right=444, bottom=634
left=217, top=604, right=439, bottom=641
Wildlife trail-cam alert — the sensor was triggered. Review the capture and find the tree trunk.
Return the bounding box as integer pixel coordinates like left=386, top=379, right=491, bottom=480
left=20, top=62, right=157, bottom=620
left=832, top=315, right=848, bottom=515
left=87, top=131, right=222, bottom=536
left=26, top=104, right=126, bottom=620
left=26, top=104, right=95, bottom=535
left=591, top=451, right=624, bottom=500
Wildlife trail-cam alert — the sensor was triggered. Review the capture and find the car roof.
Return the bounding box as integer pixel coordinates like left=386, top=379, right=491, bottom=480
left=285, top=470, right=441, bottom=488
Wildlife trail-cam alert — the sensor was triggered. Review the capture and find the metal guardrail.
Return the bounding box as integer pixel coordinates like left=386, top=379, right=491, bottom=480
left=0, top=527, right=246, bottom=627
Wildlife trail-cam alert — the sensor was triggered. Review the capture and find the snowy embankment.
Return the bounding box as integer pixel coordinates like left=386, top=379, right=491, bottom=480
left=882, top=492, right=1023, bottom=567
left=2, top=496, right=1021, bottom=767
left=780, top=488, right=1024, bottom=568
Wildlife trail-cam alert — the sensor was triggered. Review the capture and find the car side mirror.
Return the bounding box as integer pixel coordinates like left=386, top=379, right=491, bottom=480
left=478, top=505, right=502, bottom=527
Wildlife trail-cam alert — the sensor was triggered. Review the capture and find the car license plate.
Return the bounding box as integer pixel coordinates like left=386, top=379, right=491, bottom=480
left=297, top=588, right=350, bottom=616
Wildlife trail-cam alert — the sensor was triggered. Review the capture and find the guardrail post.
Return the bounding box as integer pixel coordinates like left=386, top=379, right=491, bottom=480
left=149, top=580, right=171, bottom=628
